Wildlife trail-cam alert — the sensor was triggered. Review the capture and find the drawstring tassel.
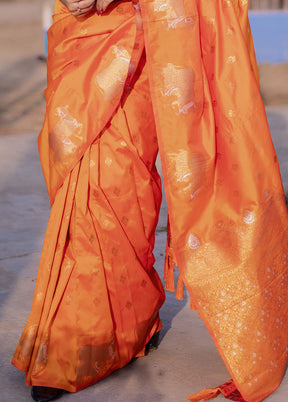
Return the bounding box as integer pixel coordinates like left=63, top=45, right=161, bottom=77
left=176, top=275, right=184, bottom=300
left=188, top=380, right=247, bottom=402
left=164, top=217, right=176, bottom=292
left=164, top=253, right=175, bottom=291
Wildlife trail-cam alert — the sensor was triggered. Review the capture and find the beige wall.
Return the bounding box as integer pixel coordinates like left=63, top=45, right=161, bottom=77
left=249, top=0, right=288, bottom=9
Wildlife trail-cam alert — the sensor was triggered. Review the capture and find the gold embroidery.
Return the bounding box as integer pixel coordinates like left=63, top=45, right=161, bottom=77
left=162, top=63, right=196, bottom=115
left=208, top=17, right=216, bottom=27
left=104, top=157, right=112, bottom=166
left=153, top=0, right=194, bottom=29
left=92, top=266, right=100, bottom=275
left=95, top=46, right=131, bottom=100
left=227, top=55, right=236, bottom=64
left=33, top=333, right=49, bottom=375
left=168, top=149, right=192, bottom=186
left=49, top=105, right=83, bottom=164
left=187, top=234, right=200, bottom=250
left=225, top=0, right=238, bottom=10
left=228, top=109, right=237, bottom=118
left=19, top=324, right=38, bottom=361
left=100, top=211, right=116, bottom=231
left=243, top=210, right=255, bottom=225
left=167, top=149, right=208, bottom=199
left=36, top=292, right=44, bottom=302
left=224, top=0, right=232, bottom=6
left=80, top=28, right=88, bottom=35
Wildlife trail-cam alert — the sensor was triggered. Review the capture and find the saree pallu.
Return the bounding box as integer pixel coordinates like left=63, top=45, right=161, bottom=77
left=12, top=0, right=288, bottom=401
left=140, top=1, right=288, bottom=401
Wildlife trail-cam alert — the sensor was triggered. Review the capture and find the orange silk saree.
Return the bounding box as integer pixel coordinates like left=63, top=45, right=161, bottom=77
left=12, top=1, right=288, bottom=401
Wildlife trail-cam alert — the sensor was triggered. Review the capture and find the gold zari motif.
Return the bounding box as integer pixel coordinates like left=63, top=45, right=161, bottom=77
left=162, top=63, right=196, bottom=115
left=95, top=46, right=131, bottom=100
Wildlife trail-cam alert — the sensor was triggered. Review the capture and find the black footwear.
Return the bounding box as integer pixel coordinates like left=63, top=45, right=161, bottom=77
left=129, top=330, right=161, bottom=364
left=31, top=386, right=66, bottom=402
left=145, top=330, right=160, bottom=355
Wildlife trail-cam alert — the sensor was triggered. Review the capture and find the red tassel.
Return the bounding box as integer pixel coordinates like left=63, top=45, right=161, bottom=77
left=225, top=390, right=247, bottom=402
left=221, top=380, right=247, bottom=401
left=188, top=380, right=247, bottom=402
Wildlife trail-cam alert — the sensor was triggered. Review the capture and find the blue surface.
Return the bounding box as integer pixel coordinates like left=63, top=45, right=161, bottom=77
left=44, top=31, right=48, bottom=57
left=249, top=11, right=288, bottom=64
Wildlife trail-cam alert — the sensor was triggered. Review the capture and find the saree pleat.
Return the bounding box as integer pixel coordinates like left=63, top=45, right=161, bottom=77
left=40, top=0, right=139, bottom=204
left=12, top=0, right=288, bottom=400
left=12, top=17, right=165, bottom=389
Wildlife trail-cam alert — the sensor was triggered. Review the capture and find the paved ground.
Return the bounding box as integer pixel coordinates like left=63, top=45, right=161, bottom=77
left=1, top=1, right=288, bottom=402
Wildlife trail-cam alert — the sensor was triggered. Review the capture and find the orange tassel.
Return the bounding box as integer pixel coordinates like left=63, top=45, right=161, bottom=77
left=164, top=217, right=177, bottom=291
left=164, top=254, right=175, bottom=291
left=187, top=387, right=222, bottom=401
left=176, top=275, right=184, bottom=300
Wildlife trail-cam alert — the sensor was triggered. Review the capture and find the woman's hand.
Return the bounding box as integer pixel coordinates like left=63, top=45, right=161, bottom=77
left=96, top=0, right=115, bottom=13
left=60, top=0, right=96, bottom=17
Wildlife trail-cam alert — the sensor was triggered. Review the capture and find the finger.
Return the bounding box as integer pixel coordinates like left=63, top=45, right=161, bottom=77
left=70, top=4, right=87, bottom=15
left=69, top=2, right=81, bottom=14
left=77, top=5, right=95, bottom=16
left=70, top=2, right=92, bottom=15
left=70, top=0, right=94, bottom=14
left=61, top=0, right=78, bottom=13
left=78, top=0, right=95, bottom=8
left=96, top=0, right=113, bottom=12
left=71, top=5, right=94, bottom=16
